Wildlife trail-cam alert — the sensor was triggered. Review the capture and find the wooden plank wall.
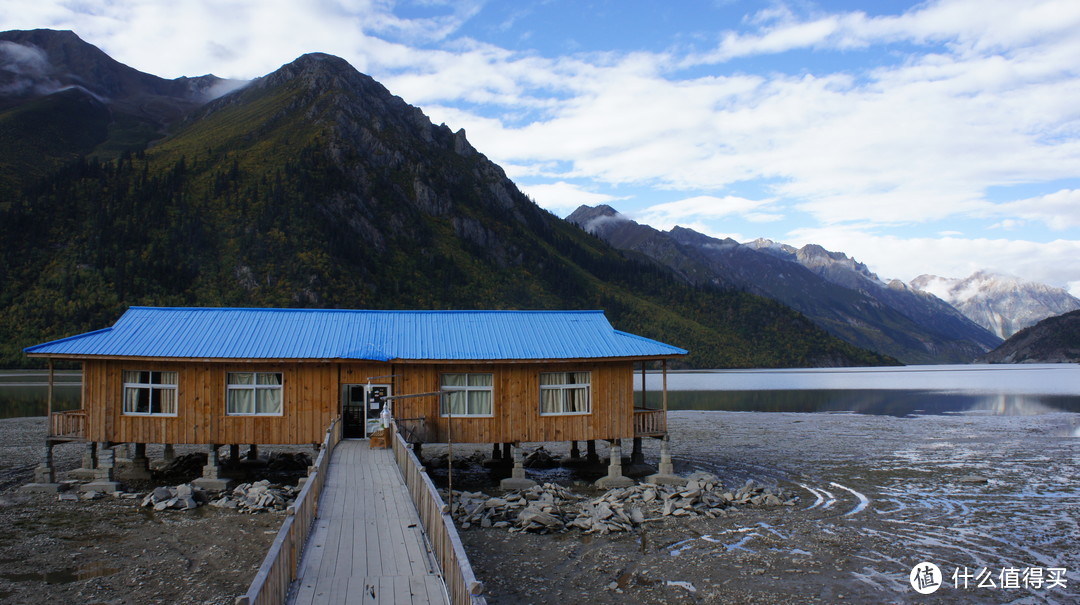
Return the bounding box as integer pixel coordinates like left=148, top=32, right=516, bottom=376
left=391, top=361, right=635, bottom=445
left=79, top=359, right=635, bottom=446
left=83, top=360, right=385, bottom=445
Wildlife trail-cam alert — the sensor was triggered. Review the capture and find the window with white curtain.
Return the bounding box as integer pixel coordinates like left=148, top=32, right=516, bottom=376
left=539, top=371, right=591, bottom=415
left=123, top=370, right=178, bottom=415
left=440, top=373, right=493, bottom=416
left=226, top=372, right=283, bottom=415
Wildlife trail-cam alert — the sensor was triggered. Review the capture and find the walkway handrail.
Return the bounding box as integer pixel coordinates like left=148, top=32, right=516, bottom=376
left=391, top=424, right=486, bottom=605
left=236, top=416, right=341, bottom=605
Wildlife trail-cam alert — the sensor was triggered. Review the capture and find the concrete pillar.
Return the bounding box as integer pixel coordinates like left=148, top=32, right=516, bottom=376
left=67, top=441, right=98, bottom=480
left=83, top=442, right=99, bottom=469
left=162, top=443, right=176, bottom=462
left=125, top=442, right=152, bottom=481
left=34, top=442, right=55, bottom=484
left=595, top=441, right=634, bottom=488
left=646, top=435, right=687, bottom=486
left=22, top=442, right=62, bottom=493
left=586, top=440, right=600, bottom=464
left=81, top=442, right=123, bottom=493
left=499, top=445, right=537, bottom=490
left=192, top=444, right=233, bottom=491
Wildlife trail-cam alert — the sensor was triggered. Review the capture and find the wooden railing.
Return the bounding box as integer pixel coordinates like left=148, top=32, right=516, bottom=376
left=391, top=423, right=485, bottom=605
left=633, top=408, right=667, bottom=437
left=235, top=417, right=341, bottom=605
left=396, top=417, right=429, bottom=443
left=49, top=410, right=87, bottom=440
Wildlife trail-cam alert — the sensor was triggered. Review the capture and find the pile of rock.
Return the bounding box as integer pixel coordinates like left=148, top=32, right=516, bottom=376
left=209, top=480, right=299, bottom=513
left=447, top=473, right=796, bottom=535
left=141, top=484, right=210, bottom=511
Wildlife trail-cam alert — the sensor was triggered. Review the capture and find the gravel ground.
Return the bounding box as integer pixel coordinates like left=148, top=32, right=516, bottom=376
left=2, top=410, right=1077, bottom=604
left=0, top=417, right=292, bottom=605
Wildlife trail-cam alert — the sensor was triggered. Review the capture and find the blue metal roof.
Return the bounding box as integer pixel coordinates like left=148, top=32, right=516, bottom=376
left=24, top=307, right=688, bottom=361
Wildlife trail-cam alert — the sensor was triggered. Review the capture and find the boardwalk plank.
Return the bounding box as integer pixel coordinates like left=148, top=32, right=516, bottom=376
left=287, top=440, right=448, bottom=605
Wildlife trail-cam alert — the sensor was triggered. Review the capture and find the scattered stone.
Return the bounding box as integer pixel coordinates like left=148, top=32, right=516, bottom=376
left=957, top=474, right=989, bottom=484
left=266, top=452, right=311, bottom=471
left=446, top=474, right=793, bottom=535
left=666, top=580, right=697, bottom=593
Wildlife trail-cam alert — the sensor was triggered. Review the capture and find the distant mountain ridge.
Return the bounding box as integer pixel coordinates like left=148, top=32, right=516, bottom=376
left=569, top=205, right=1001, bottom=364
left=911, top=272, right=1080, bottom=339
left=979, top=310, right=1080, bottom=363
left=0, top=29, right=895, bottom=370
left=0, top=29, right=242, bottom=196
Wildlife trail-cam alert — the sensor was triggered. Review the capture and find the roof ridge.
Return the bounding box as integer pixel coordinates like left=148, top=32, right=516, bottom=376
left=128, top=306, right=607, bottom=315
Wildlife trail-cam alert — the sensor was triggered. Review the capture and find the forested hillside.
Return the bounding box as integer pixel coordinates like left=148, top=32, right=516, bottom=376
left=0, top=34, right=897, bottom=369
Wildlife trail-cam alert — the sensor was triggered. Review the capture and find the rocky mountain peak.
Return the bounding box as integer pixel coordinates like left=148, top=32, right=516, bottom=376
left=910, top=271, right=1080, bottom=338
left=567, top=204, right=629, bottom=235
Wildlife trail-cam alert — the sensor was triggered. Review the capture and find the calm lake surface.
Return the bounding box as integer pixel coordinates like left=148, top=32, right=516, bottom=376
left=3, top=364, right=1080, bottom=418
left=636, top=363, right=1080, bottom=416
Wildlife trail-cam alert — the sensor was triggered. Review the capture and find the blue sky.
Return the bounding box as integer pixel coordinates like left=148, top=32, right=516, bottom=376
left=4, top=0, right=1080, bottom=293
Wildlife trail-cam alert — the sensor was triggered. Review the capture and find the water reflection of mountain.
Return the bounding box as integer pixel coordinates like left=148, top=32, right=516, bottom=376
left=655, top=390, right=1080, bottom=416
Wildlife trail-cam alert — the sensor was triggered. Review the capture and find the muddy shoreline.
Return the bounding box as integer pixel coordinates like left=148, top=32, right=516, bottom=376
left=1, top=410, right=1077, bottom=604
left=451, top=411, right=1080, bottom=604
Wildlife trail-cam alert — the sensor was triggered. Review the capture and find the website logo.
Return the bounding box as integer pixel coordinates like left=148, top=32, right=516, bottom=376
left=910, top=562, right=943, bottom=594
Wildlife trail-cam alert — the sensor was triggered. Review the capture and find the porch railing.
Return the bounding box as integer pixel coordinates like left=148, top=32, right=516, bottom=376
left=49, top=410, right=87, bottom=440
left=633, top=408, right=667, bottom=437
left=391, top=422, right=485, bottom=605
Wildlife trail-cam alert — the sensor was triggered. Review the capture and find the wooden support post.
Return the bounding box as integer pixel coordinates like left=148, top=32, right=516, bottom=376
left=246, top=444, right=259, bottom=461
left=640, top=361, right=647, bottom=409
left=662, top=359, right=668, bottom=417
left=570, top=441, right=581, bottom=460
left=46, top=358, right=54, bottom=425
left=492, top=443, right=502, bottom=460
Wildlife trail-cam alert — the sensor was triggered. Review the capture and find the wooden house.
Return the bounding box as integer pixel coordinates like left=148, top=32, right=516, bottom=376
left=25, top=307, right=686, bottom=489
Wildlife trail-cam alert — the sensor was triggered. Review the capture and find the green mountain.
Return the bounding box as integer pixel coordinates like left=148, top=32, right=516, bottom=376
left=0, top=30, right=897, bottom=369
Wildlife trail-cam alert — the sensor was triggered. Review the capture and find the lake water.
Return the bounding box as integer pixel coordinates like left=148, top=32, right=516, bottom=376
left=636, top=364, right=1080, bottom=416
left=4, top=364, right=1080, bottom=418
left=0, top=371, right=82, bottom=419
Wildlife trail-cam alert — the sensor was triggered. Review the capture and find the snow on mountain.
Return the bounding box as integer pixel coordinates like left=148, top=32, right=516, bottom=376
left=910, top=271, right=1080, bottom=339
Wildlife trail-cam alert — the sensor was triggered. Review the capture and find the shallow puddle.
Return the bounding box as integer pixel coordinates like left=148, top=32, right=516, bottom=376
left=0, top=560, right=119, bottom=584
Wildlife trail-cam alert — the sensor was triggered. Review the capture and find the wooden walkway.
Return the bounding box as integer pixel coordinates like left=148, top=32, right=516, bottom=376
left=288, top=440, right=450, bottom=605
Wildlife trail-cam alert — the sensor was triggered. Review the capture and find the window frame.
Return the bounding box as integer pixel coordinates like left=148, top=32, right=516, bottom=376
left=122, top=370, right=179, bottom=416
left=226, top=371, right=284, bottom=416
left=539, top=371, right=592, bottom=416
left=439, top=372, right=494, bottom=417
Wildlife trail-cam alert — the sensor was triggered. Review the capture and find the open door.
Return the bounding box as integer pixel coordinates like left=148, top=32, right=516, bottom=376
left=341, top=384, right=391, bottom=438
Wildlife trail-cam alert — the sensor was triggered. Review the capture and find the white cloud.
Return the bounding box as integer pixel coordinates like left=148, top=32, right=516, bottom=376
left=786, top=225, right=1080, bottom=290
left=986, top=189, right=1080, bottom=231
left=516, top=181, right=623, bottom=214
left=638, top=195, right=781, bottom=227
